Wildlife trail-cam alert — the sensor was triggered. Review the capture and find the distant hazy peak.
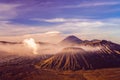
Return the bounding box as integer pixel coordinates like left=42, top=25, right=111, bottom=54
left=59, top=35, right=82, bottom=45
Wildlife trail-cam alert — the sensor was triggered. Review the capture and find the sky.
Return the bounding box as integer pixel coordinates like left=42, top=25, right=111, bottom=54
left=0, top=0, right=120, bottom=43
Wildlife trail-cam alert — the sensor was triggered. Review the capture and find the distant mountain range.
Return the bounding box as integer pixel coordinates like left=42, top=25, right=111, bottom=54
left=0, top=35, right=120, bottom=71
left=36, top=35, right=120, bottom=71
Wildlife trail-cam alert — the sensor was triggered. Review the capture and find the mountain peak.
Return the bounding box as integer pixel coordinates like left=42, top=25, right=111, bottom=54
left=65, top=35, right=81, bottom=40
left=59, top=35, right=82, bottom=45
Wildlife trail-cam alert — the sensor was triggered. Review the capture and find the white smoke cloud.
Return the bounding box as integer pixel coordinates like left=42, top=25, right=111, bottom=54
left=23, top=38, right=38, bottom=54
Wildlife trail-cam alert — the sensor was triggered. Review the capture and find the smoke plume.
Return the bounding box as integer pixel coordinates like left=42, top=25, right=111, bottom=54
left=23, top=38, right=38, bottom=54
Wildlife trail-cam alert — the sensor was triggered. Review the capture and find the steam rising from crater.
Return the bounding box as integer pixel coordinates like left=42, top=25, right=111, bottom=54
left=23, top=38, right=38, bottom=54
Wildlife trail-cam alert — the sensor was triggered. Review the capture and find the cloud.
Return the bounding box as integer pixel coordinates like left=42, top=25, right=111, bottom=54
left=33, top=18, right=67, bottom=23
left=32, top=18, right=90, bottom=23
left=0, top=31, right=64, bottom=43
left=57, top=21, right=104, bottom=28
left=0, top=1, right=119, bottom=43
left=0, top=18, right=119, bottom=36
left=0, top=24, right=46, bottom=36
left=0, top=17, right=120, bottom=43
left=45, top=31, right=61, bottom=35
left=32, top=18, right=104, bottom=29
left=0, top=3, right=21, bottom=20
left=60, top=1, right=120, bottom=8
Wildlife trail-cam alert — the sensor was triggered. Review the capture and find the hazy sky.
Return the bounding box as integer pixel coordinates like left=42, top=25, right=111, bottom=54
left=0, top=0, right=120, bottom=43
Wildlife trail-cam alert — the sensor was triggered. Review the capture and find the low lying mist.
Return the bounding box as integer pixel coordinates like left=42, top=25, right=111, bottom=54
left=79, top=45, right=102, bottom=51
left=0, top=38, right=63, bottom=56
left=0, top=38, right=104, bottom=57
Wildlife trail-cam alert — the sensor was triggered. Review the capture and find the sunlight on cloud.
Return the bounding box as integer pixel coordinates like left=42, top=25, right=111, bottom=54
left=45, top=31, right=61, bottom=35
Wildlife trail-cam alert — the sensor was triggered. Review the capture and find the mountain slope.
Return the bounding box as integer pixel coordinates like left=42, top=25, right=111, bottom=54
left=37, top=47, right=90, bottom=70
left=37, top=40, right=120, bottom=71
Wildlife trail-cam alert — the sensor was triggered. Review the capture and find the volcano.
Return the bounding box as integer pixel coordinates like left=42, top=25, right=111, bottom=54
left=37, top=47, right=89, bottom=70
left=59, top=35, right=82, bottom=45
left=37, top=39, right=120, bottom=71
